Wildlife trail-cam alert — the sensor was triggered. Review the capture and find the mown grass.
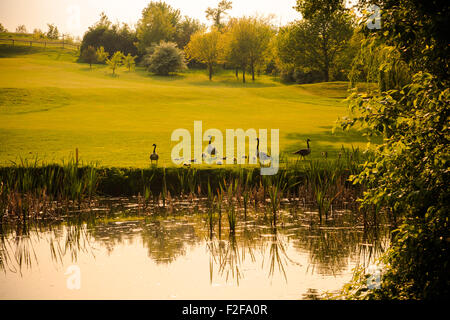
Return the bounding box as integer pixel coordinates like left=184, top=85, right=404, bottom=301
left=0, top=43, right=378, bottom=168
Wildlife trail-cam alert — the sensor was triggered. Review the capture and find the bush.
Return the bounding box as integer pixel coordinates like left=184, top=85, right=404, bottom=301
left=80, top=46, right=97, bottom=68
left=106, top=51, right=124, bottom=75
left=95, top=46, right=108, bottom=64
left=144, top=42, right=187, bottom=75
left=340, top=72, right=449, bottom=300
left=280, top=69, right=294, bottom=83
left=280, top=67, right=323, bottom=84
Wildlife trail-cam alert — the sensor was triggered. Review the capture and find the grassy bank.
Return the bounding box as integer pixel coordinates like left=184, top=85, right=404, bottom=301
left=0, top=147, right=378, bottom=224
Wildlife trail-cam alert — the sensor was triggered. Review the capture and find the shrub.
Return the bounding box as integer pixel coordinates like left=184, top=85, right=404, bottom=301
left=280, top=67, right=323, bottom=84
left=106, top=51, right=124, bottom=75
left=96, top=46, right=108, bottom=64
left=81, top=46, right=97, bottom=69
left=144, top=41, right=187, bottom=75
left=123, top=53, right=137, bottom=71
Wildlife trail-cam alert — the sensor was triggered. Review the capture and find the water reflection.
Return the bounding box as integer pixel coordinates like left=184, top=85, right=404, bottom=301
left=0, top=209, right=390, bottom=299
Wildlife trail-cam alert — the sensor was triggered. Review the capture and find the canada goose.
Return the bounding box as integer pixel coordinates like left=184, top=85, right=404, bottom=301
left=256, top=138, right=271, bottom=162
left=293, top=139, right=311, bottom=159
left=150, top=144, right=159, bottom=164
left=321, top=151, right=328, bottom=159
left=206, top=135, right=216, bottom=156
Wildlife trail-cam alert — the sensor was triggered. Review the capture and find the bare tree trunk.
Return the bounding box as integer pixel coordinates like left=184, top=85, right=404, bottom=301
left=242, top=68, right=246, bottom=83
left=209, top=64, right=213, bottom=80
left=235, top=67, right=239, bottom=80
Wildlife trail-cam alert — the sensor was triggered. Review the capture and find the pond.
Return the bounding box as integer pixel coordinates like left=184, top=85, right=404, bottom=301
left=0, top=203, right=389, bottom=299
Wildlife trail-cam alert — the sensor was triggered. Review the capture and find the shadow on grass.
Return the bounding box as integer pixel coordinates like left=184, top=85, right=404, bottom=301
left=0, top=44, right=77, bottom=62
left=138, top=70, right=187, bottom=81
left=285, top=126, right=382, bottom=158
left=78, top=66, right=95, bottom=72
left=0, top=44, right=43, bottom=57
left=188, top=78, right=278, bottom=88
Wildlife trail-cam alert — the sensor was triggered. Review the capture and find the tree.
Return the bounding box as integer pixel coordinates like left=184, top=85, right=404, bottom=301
left=175, top=16, right=204, bottom=49
left=123, top=53, right=137, bottom=71
left=277, top=0, right=353, bottom=82
left=81, top=46, right=97, bottom=69
left=136, top=1, right=181, bottom=53
left=185, top=28, right=223, bottom=80
left=33, top=28, right=45, bottom=39
left=80, top=13, right=138, bottom=58
left=223, top=17, right=254, bottom=83
left=46, top=23, right=59, bottom=40
left=106, top=51, right=124, bottom=75
left=144, top=41, right=187, bottom=75
left=0, top=23, right=7, bottom=33
left=95, top=12, right=111, bottom=29
left=245, top=17, right=274, bottom=81
left=206, top=0, right=233, bottom=30
left=348, top=36, right=410, bottom=91
left=96, top=46, right=109, bottom=64
left=338, top=0, right=449, bottom=300
left=16, top=25, right=27, bottom=33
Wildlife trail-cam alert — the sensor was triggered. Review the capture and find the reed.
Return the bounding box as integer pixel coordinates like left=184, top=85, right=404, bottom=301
left=0, top=146, right=371, bottom=220
left=221, top=179, right=237, bottom=234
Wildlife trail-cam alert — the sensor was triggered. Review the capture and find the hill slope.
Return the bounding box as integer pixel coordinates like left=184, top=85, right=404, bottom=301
left=0, top=44, right=372, bottom=167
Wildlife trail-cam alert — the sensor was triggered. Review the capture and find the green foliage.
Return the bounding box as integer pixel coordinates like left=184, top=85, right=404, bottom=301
left=223, top=17, right=273, bottom=83
left=370, top=0, right=449, bottom=82
left=348, top=32, right=410, bottom=91
left=205, top=0, right=233, bottom=30
left=185, top=28, right=223, bottom=80
left=337, top=0, right=450, bottom=300
left=32, top=28, right=45, bottom=40
left=0, top=23, right=7, bottom=33
left=174, top=16, right=204, bottom=50
left=223, top=17, right=252, bottom=82
left=136, top=1, right=181, bottom=53
left=341, top=73, right=449, bottom=299
left=123, top=53, right=137, bottom=71
left=295, top=0, right=344, bottom=19
left=80, top=13, right=137, bottom=57
left=106, top=51, right=124, bottom=75
left=46, top=23, right=59, bottom=40
left=15, top=25, right=27, bottom=33
left=81, top=45, right=97, bottom=69
left=277, top=0, right=354, bottom=83
left=144, top=41, right=187, bottom=75
left=95, top=46, right=108, bottom=63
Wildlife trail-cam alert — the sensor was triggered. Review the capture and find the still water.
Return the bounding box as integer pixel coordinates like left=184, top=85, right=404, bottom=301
left=0, top=208, right=389, bottom=299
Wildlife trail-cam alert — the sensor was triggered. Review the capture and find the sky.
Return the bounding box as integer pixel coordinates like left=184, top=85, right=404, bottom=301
left=0, top=0, right=301, bottom=38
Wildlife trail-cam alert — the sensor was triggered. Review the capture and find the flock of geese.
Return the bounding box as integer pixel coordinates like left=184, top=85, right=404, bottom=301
left=149, top=138, right=313, bottom=166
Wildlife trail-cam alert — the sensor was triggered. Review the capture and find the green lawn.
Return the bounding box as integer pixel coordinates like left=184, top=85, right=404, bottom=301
left=0, top=44, right=373, bottom=168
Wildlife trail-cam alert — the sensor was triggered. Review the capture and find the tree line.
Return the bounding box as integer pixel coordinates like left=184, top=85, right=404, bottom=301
left=76, top=0, right=365, bottom=82
left=0, top=22, right=78, bottom=44
left=2, top=0, right=415, bottom=88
